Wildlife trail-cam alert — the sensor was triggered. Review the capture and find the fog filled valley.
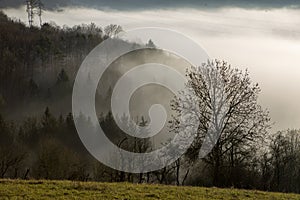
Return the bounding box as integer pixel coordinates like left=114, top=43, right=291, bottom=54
left=1, top=5, right=300, bottom=197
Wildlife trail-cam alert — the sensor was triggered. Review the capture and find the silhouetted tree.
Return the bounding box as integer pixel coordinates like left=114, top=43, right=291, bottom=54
left=171, top=60, right=271, bottom=186
left=104, top=24, right=123, bottom=38
left=146, top=39, right=156, bottom=48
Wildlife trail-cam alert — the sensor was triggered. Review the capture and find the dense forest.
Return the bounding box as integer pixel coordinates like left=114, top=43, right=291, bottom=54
left=1, top=10, right=300, bottom=194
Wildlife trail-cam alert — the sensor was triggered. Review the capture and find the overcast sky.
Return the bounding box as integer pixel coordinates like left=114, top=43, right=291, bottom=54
left=1, top=0, right=300, bottom=10
left=2, top=2, right=300, bottom=132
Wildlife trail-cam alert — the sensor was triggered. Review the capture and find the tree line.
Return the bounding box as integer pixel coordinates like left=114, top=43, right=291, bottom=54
left=1, top=103, right=300, bottom=193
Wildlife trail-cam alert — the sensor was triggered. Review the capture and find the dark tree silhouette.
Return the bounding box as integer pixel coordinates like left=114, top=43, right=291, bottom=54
left=171, top=60, right=271, bottom=186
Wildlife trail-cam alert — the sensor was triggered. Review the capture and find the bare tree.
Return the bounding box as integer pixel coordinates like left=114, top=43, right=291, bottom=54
left=0, top=146, right=26, bottom=178
left=269, top=130, right=300, bottom=192
left=171, top=60, right=271, bottom=186
left=104, top=24, right=123, bottom=38
left=174, top=157, right=190, bottom=186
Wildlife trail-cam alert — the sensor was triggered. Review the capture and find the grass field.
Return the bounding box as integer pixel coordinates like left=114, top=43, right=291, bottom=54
left=0, top=179, right=300, bottom=200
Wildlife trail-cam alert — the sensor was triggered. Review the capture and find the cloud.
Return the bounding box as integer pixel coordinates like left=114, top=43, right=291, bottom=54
left=1, top=0, right=300, bottom=10
left=12, top=6, right=299, bottom=40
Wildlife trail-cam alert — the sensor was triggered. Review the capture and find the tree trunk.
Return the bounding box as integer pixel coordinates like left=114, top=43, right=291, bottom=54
left=176, top=159, right=180, bottom=186
left=213, top=142, right=221, bottom=187
left=139, top=173, right=143, bottom=183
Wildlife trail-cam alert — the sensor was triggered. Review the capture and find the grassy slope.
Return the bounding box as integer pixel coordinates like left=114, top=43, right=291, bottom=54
left=0, top=179, right=299, bottom=200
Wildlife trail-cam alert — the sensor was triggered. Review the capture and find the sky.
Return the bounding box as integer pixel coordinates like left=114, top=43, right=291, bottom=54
left=1, top=0, right=300, bottom=10
left=2, top=1, right=300, bottom=132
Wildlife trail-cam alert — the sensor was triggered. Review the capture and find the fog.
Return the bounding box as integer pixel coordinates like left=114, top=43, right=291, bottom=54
left=3, top=6, right=300, bottom=132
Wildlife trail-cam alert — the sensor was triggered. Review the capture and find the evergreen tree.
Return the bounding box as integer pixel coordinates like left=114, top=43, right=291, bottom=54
left=56, top=69, right=69, bottom=84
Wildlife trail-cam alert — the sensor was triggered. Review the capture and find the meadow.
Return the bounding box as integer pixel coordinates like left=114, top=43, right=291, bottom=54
left=0, top=179, right=300, bottom=200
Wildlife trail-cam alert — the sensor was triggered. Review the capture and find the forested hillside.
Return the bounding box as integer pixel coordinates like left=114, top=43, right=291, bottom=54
left=0, top=11, right=104, bottom=119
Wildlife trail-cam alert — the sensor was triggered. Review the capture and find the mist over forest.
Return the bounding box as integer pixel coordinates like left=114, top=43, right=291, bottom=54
left=1, top=1, right=300, bottom=196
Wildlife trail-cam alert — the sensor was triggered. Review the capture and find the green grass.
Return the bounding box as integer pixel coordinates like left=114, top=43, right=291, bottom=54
left=0, top=179, right=299, bottom=200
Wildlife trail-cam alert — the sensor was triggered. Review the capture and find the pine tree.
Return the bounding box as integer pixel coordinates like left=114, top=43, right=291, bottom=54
left=146, top=39, right=156, bottom=48
left=28, top=78, right=39, bottom=97
left=56, top=69, right=69, bottom=84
